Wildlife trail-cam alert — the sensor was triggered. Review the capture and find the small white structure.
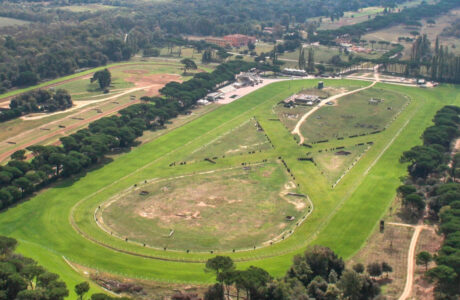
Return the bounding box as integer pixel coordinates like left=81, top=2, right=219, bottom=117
left=206, top=92, right=224, bottom=101
left=197, top=99, right=210, bottom=105
left=282, top=68, right=307, bottom=76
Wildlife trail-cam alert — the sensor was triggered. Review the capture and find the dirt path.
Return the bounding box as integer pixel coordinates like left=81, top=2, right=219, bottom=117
left=0, top=62, right=182, bottom=105
left=291, top=66, right=380, bottom=144
left=399, top=225, right=423, bottom=300
left=388, top=222, right=432, bottom=300
left=22, top=85, right=151, bottom=121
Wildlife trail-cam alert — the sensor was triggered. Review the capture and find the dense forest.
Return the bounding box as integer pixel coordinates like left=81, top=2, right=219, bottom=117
left=201, top=247, right=390, bottom=300
left=0, top=235, right=126, bottom=300
left=0, top=236, right=69, bottom=299
left=0, top=0, right=411, bottom=94
left=313, top=0, right=460, bottom=44
left=442, top=18, right=460, bottom=38
left=0, top=89, right=72, bottom=122
left=0, top=60, right=257, bottom=212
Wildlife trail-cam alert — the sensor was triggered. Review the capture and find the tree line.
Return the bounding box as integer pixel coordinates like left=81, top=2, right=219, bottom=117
left=0, top=89, right=72, bottom=123
left=313, top=0, right=460, bottom=45
left=0, top=235, right=127, bottom=300
left=201, top=246, right=392, bottom=300
left=0, top=60, right=255, bottom=213
left=0, top=0, right=413, bottom=94
left=396, top=105, right=460, bottom=299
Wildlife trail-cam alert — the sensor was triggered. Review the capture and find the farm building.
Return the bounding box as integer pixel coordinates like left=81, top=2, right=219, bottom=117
left=223, top=34, right=256, bottom=47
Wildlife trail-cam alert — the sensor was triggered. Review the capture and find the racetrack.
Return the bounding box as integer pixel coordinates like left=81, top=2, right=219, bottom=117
left=0, top=79, right=458, bottom=298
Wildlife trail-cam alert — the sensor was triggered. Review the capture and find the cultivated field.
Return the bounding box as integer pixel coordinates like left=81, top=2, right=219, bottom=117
left=0, top=77, right=458, bottom=298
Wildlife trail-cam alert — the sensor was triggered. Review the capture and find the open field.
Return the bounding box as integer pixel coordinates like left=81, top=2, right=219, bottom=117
left=363, top=8, right=460, bottom=58
left=0, top=61, right=204, bottom=163
left=312, top=0, right=436, bottom=30
left=348, top=224, right=414, bottom=299
left=101, top=163, right=303, bottom=251
left=0, top=77, right=458, bottom=298
left=0, top=16, right=29, bottom=27
left=54, top=4, right=117, bottom=12
left=185, top=118, right=272, bottom=162
left=313, top=144, right=370, bottom=184
left=300, top=87, right=409, bottom=142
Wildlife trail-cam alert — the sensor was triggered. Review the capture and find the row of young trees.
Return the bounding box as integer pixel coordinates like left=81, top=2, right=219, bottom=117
left=0, top=60, right=255, bottom=212
left=0, top=89, right=72, bottom=123
left=202, top=246, right=391, bottom=300
left=395, top=106, right=460, bottom=299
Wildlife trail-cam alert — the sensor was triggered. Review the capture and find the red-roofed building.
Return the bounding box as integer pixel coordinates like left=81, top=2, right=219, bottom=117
left=223, top=34, right=256, bottom=47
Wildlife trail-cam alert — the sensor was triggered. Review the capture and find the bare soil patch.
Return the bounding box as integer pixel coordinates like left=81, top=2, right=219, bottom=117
left=101, top=164, right=305, bottom=251
left=348, top=224, right=414, bottom=299
left=125, top=73, right=182, bottom=97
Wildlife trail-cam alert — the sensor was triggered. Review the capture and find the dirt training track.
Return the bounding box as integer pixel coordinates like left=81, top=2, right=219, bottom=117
left=0, top=64, right=184, bottom=163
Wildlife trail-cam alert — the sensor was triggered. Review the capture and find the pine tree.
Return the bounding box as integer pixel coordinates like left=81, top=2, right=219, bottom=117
left=307, top=48, right=315, bottom=72
left=298, top=47, right=306, bottom=70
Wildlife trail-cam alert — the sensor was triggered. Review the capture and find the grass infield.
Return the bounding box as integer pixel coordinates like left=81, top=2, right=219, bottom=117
left=0, top=79, right=458, bottom=298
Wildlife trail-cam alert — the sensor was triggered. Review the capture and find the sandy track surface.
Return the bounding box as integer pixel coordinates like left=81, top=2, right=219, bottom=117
left=0, top=100, right=140, bottom=162
left=21, top=85, right=153, bottom=121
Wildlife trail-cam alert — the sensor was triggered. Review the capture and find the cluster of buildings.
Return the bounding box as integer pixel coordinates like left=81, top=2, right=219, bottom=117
left=335, top=35, right=373, bottom=54
left=197, top=70, right=262, bottom=105
left=283, top=94, right=320, bottom=107
left=205, top=34, right=256, bottom=48
left=233, top=71, right=263, bottom=88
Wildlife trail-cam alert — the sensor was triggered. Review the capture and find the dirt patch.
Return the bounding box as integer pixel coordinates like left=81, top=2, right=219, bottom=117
left=348, top=224, right=414, bottom=299
left=125, top=73, right=182, bottom=97
left=122, top=69, right=149, bottom=75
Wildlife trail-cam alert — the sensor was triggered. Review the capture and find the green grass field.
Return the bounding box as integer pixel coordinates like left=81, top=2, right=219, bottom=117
left=300, top=87, right=409, bottom=142
left=101, top=163, right=302, bottom=251
left=313, top=144, right=370, bottom=184
left=185, top=118, right=272, bottom=161
left=0, top=77, right=458, bottom=298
